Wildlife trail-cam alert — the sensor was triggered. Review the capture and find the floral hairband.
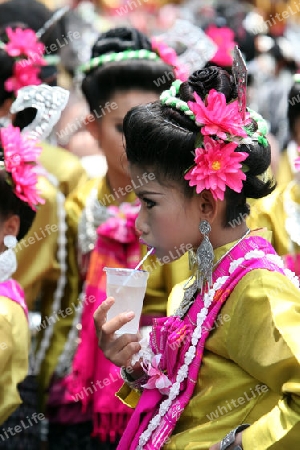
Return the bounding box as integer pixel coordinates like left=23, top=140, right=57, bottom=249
left=0, top=124, right=45, bottom=210
left=160, top=80, right=269, bottom=201
left=0, top=27, right=46, bottom=95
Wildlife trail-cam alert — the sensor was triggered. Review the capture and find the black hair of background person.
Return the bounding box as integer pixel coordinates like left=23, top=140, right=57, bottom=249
left=0, top=0, right=66, bottom=89
left=288, top=81, right=300, bottom=135
left=82, top=27, right=176, bottom=113
left=0, top=139, right=36, bottom=241
left=0, top=0, right=65, bottom=53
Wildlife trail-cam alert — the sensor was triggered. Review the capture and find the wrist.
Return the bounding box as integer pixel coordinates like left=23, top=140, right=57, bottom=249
left=220, top=424, right=250, bottom=450
left=120, top=367, right=149, bottom=391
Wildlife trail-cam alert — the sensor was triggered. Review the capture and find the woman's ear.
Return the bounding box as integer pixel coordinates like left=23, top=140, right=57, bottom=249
left=4, top=215, right=20, bottom=239
left=198, top=190, right=218, bottom=221
left=0, top=98, right=13, bottom=119
left=85, top=115, right=100, bottom=142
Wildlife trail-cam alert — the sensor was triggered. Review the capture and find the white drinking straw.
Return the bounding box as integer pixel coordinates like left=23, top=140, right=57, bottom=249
left=116, top=247, right=154, bottom=293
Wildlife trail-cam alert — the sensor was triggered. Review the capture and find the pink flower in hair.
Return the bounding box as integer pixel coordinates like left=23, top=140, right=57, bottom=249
left=11, top=164, right=44, bottom=210
left=188, top=90, right=250, bottom=140
left=1, top=125, right=42, bottom=171
left=5, top=61, right=42, bottom=95
left=151, top=37, right=188, bottom=82
left=184, top=136, right=248, bottom=201
left=0, top=125, right=44, bottom=210
left=205, top=25, right=236, bottom=68
left=5, top=27, right=45, bottom=62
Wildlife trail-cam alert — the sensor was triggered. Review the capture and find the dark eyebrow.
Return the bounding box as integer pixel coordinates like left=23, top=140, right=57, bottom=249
left=135, top=190, right=163, bottom=197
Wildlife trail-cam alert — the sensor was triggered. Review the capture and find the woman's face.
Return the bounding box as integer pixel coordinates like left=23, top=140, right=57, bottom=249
left=130, top=165, right=202, bottom=262
left=94, top=90, right=159, bottom=179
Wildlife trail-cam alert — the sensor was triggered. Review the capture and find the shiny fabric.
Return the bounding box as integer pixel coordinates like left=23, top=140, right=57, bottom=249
left=247, top=183, right=300, bottom=257
left=0, top=296, right=29, bottom=424
left=39, top=142, right=88, bottom=196
left=118, top=231, right=300, bottom=449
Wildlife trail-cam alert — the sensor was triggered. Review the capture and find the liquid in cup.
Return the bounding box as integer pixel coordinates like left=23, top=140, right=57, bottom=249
left=104, top=267, right=149, bottom=334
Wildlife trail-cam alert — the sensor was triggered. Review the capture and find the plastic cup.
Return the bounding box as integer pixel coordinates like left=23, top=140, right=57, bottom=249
left=104, top=267, right=149, bottom=334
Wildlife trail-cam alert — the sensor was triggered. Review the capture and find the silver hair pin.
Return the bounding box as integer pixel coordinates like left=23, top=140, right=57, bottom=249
left=10, top=84, right=69, bottom=141
left=36, top=6, right=70, bottom=39
left=232, top=46, right=248, bottom=120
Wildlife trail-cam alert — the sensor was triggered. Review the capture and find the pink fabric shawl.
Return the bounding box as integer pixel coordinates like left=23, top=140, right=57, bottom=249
left=67, top=201, right=141, bottom=442
left=118, top=236, right=287, bottom=449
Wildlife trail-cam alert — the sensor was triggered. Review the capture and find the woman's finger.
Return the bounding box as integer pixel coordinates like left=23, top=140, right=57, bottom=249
left=93, top=297, right=115, bottom=343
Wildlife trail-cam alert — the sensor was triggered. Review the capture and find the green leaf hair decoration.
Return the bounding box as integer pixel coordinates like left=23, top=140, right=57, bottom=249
left=160, top=80, right=195, bottom=120
left=79, top=49, right=160, bottom=74
left=245, top=108, right=269, bottom=148
left=159, top=80, right=270, bottom=149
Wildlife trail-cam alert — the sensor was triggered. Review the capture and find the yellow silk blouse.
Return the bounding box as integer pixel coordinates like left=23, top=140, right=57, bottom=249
left=0, top=297, right=29, bottom=425
left=118, top=233, right=300, bottom=449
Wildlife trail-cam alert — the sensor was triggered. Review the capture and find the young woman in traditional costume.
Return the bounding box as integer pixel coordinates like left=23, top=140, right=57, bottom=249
left=94, top=64, right=300, bottom=450
left=0, top=122, right=44, bottom=428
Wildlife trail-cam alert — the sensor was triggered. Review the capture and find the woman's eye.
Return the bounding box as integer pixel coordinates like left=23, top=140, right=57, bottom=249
left=115, top=124, right=123, bottom=133
left=143, top=198, right=156, bottom=209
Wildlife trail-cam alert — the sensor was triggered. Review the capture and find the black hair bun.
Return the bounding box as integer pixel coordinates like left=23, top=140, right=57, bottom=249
left=187, top=65, right=236, bottom=102
left=91, top=27, right=152, bottom=59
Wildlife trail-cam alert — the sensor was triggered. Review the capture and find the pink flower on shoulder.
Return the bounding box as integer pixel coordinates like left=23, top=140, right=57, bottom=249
left=142, top=354, right=172, bottom=395
left=184, top=136, right=248, bottom=201
left=5, top=61, right=42, bottom=95
left=188, top=90, right=250, bottom=140
left=5, top=27, right=45, bottom=61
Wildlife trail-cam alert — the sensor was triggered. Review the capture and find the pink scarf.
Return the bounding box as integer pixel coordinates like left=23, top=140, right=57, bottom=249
left=118, top=236, right=286, bottom=449
left=67, top=201, right=141, bottom=442
left=0, top=279, right=28, bottom=319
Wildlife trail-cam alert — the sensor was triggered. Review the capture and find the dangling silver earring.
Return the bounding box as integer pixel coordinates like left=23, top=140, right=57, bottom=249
left=195, top=220, right=214, bottom=292
left=0, top=235, right=17, bottom=282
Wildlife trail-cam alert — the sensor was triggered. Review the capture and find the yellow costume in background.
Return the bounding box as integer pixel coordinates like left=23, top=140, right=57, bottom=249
left=13, top=144, right=87, bottom=409
left=118, top=231, right=300, bottom=449
left=0, top=297, right=29, bottom=425
left=15, top=143, right=87, bottom=309
left=275, top=141, right=297, bottom=187
left=247, top=181, right=300, bottom=256
left=40, top=142, right=88, bottom=196
left=38, top=176, right=190, bottom=406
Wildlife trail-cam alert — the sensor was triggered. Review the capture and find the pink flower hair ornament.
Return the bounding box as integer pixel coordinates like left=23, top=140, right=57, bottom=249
left=159, top=79, right=270, bottom=201
left=184, top=136, right=248, bottom=201
left=0, top=125, right=45, bottom=210
left=187, top=89, right=251, bottom=140
left=0, top=27, right=46, bottom=96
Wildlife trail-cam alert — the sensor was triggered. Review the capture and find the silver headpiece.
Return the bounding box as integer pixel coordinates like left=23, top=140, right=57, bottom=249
left=10, top=84, right=69, bottom=141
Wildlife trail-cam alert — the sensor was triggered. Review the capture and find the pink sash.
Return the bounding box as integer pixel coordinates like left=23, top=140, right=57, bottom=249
left=64, top=201, right=141, bottom=441
left=118, top=236, right=287, bottom=449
